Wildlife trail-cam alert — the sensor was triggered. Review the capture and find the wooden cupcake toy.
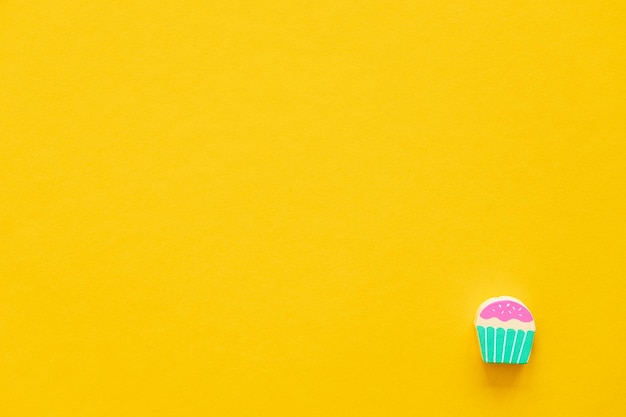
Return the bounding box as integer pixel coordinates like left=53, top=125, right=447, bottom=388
left=475, top=296, right=536, bottom=364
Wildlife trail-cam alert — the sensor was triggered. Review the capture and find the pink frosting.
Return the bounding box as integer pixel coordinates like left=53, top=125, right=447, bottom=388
left=479, top=300, right=533, bottom=322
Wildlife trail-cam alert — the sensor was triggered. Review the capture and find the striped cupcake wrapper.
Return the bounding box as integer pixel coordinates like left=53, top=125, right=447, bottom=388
left=476, top=326, right=534, bottom=364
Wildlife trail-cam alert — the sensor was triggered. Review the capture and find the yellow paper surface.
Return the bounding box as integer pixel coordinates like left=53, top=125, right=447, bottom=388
left=1, top=2, right=626, bottom=416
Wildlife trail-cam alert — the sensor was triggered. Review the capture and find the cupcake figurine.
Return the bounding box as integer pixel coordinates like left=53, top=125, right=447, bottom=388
left=475, top=296, right=536, bottom=364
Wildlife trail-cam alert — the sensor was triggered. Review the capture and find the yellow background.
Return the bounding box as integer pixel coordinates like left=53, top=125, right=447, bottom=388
left=1, top=1, right=626, bottom=416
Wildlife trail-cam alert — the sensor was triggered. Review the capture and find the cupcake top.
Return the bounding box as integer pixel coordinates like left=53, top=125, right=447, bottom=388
left=475, top=296, right=535, bottom=330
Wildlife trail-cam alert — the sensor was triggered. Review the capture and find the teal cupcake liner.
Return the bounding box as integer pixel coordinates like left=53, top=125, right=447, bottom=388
left=476, top=326, right=534, bottom=364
